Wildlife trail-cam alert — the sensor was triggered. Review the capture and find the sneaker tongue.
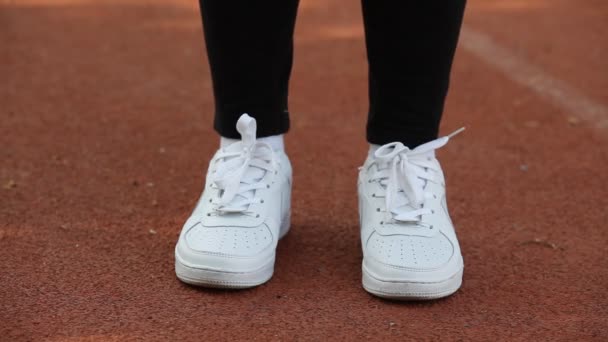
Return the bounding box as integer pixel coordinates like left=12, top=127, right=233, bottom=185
left=374, top=152, right=426, bottom=212
left=219, top=141, right=266, bottom=207
left=389, top=189, right=421, bottom=215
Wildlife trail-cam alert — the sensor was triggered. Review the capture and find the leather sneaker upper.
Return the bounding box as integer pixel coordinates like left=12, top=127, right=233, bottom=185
left=176, top=114, right=292, bottom=270
left=358, top=132, right=464, bottom=278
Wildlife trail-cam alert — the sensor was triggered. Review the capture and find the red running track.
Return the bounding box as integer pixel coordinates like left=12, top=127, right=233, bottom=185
left=1, top=0, right=607, bottom=340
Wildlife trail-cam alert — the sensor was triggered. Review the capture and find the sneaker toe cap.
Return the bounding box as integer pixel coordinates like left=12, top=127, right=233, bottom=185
left=365, top=231, right=456, bottom=270
left=183, top=222, right=274, bottom=257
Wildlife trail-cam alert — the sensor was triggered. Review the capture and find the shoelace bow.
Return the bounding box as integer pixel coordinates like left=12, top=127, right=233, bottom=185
left=210, top=114, right=276, bottom=215
left=370, top=128, right=464, bottom=224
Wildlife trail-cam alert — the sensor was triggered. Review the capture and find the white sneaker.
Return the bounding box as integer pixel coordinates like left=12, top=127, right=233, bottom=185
left=175, top=114, right=292, bottom=288
left=358, top=129, right=465, bottom=300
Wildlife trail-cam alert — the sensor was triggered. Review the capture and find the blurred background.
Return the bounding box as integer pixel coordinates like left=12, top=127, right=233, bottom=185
left=1, top=0, right=607, bottom=340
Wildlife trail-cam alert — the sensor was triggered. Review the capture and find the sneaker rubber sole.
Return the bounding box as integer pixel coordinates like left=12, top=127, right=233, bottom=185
left=362, top=264, right=463, bottom=300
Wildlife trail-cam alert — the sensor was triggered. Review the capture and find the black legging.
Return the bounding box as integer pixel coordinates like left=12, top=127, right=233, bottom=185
left=199, top=0, right=466, bottom=147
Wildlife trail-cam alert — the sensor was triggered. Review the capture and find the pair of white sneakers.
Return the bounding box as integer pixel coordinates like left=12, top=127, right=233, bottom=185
left=175, top=114, right=464, bottom=300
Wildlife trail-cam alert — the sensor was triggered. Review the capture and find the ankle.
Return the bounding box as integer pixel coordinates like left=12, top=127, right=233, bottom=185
left=368, top=144, right=381, bottom=157
left=220, top=134, right=285, bottom=151
left=258, top=134, right=284, bottom=151
left=220, top=137, right=238, bottom=148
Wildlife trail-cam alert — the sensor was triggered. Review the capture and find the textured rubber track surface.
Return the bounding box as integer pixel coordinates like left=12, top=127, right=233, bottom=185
left=2, top=0, right=607, bottom=340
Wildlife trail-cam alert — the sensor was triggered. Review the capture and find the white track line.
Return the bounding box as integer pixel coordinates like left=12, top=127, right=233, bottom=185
left=460, top=26, right=608, bottom=129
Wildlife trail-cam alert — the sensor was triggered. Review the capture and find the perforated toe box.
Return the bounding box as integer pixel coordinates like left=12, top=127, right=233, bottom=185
left=366, top=231, right=454, bottom=270
left=185, top=223, right=274, bottom=257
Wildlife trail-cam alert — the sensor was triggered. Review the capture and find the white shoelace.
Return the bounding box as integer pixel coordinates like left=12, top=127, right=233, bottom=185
left=210, top=114, right=276, bottom=215
left=370, top=128, right=464, bottom=224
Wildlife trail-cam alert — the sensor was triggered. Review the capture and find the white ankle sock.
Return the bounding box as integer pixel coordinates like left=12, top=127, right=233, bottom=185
left=220, top=137, right=238, bottom=148
left=368, top=144, right=381, bottom=157
left=259, top=134, right=285, bottom=151
left=220, top=134, right=285, bottom=151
